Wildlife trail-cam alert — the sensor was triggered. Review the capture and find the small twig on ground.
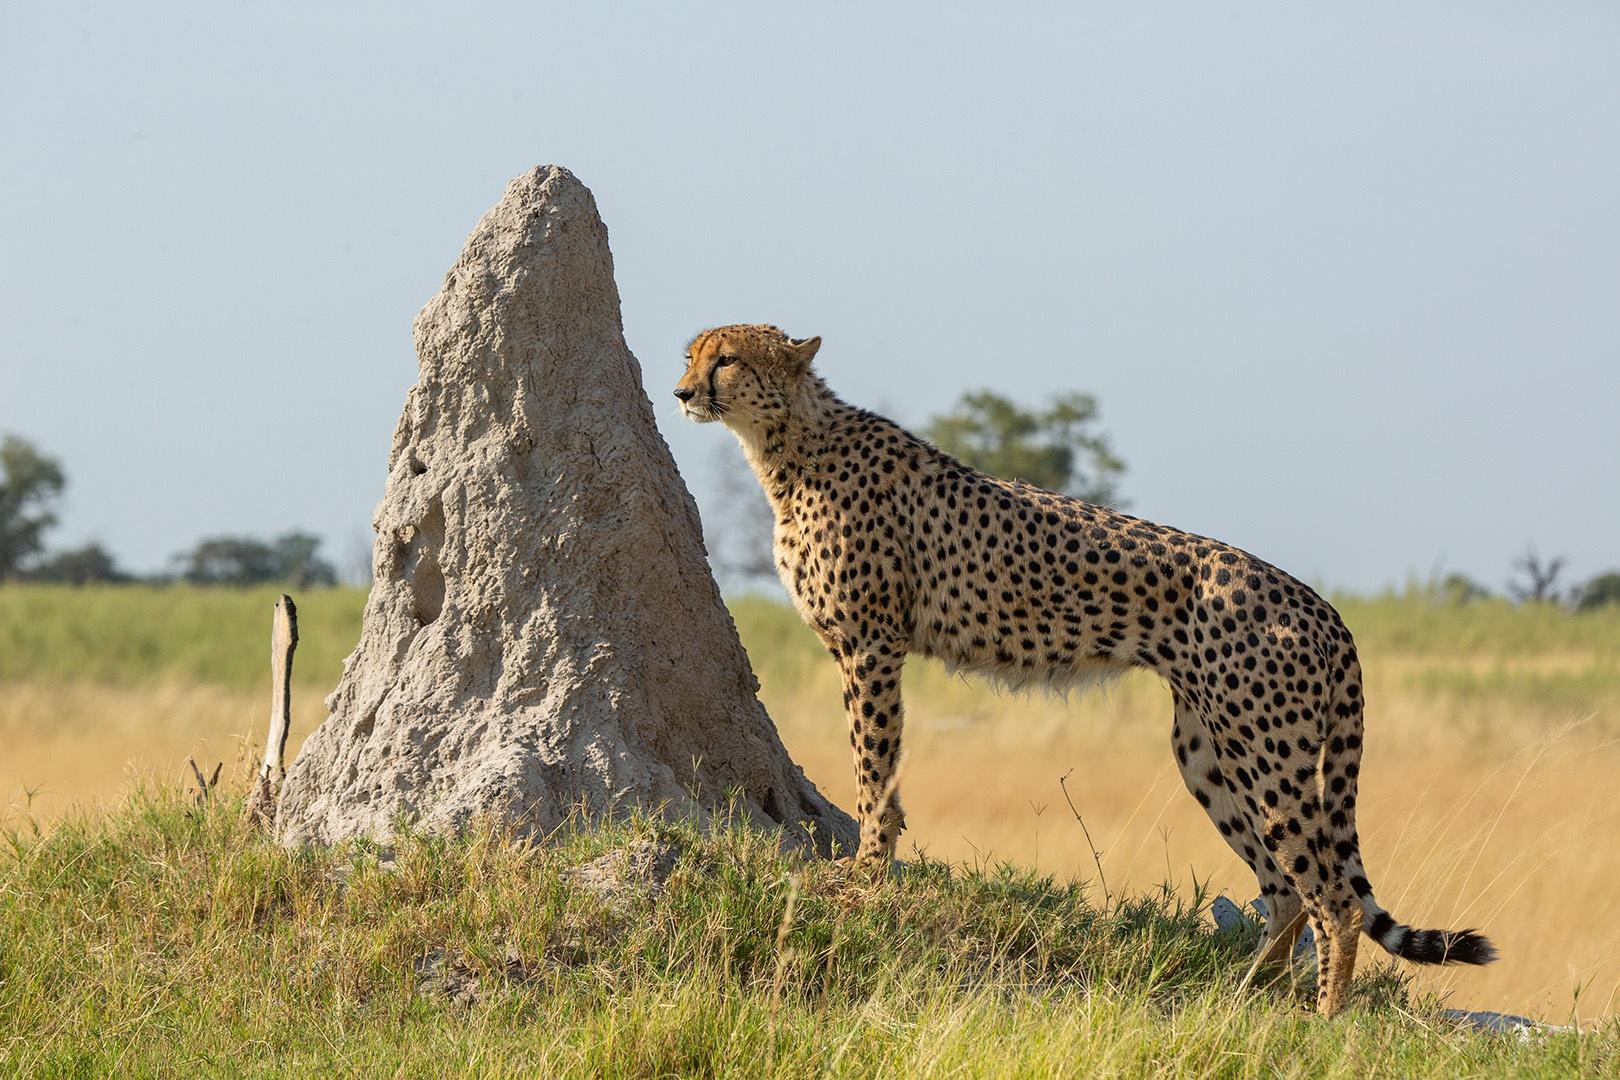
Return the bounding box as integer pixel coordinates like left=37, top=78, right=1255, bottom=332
left=1059, top=769, right=1111, bottom=911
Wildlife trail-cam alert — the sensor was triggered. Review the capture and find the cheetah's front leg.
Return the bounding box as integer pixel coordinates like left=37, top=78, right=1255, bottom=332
left=837, top=643, right=907, bottom=863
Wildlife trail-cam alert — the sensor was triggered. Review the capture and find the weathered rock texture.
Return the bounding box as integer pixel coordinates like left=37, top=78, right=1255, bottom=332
left=275, top=166, right=854, bottom=855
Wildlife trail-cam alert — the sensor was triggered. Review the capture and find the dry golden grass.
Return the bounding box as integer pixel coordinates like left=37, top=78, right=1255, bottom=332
left=3, top=588, right=1617, bottom=1024
left=0, top=680, right=327, bottom=827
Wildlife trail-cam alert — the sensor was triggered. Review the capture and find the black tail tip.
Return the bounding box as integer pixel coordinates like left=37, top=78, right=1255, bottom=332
left=1442, top=929, right=1499, bottom=966
left=1400, top=927, right=1498, bottom=966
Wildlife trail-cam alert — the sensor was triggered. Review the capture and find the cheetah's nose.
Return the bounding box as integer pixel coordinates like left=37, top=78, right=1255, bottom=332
left=673, top=387, right=696, bottom=402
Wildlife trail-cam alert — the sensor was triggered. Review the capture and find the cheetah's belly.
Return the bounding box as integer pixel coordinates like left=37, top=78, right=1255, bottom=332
left=912, top=613, right=1138, bottom=696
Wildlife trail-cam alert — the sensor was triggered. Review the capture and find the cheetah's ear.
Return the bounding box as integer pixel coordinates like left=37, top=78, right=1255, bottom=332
left=785, top=335, right=822, bottom=372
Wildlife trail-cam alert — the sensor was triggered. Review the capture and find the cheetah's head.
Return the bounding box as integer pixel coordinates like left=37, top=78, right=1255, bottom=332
left=674, top=324, right=822, bottom=429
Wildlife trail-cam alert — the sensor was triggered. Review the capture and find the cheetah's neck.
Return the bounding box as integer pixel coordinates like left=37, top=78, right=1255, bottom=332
left=730, top=375, right=854, bottom=506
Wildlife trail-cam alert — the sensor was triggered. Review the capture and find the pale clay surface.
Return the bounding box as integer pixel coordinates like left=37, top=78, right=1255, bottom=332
left=274, top=166, right=855, bottom=855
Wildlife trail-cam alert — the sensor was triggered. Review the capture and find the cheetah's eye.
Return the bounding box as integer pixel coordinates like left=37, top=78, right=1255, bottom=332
left=715, top=356, right=737, bottom=368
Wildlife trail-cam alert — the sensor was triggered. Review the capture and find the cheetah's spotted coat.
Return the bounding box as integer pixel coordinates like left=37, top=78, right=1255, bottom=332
left=675, top=324, right=1496, bottom=1016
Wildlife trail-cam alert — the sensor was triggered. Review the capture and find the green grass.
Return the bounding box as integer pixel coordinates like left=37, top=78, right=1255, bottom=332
left=1406, top=660, right=1620, bottom=709
left=1, top=793, right=1611, bottom=1078
left=729, top=591, right=1620, bottom=706
left=1330, top=593, right=1620, bottom=659
left=4, top=584, right=1618, bottom=696
left=0, top=584, right=366, bottom=691
left=732, top=589, right=1620, bottom=662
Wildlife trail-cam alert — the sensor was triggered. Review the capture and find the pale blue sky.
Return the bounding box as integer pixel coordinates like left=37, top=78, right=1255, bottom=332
left=3, top=2, right=1616, bottom=592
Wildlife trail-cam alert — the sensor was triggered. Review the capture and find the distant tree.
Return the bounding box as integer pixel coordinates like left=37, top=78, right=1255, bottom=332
left=923, top=390, right=1125, bottom=504
left=173, top=531, right=336, bottom=587
left=272, top=531, right=339, bottom=589
left=1507, top=547, right=1567, bottom=605
left=25, top=542, right=129, bottom=585
left=701, top=391, right=1128, bottom=587
left=703, top=444, right=777, bottom=591
left=1437, top=572, right=1492, bottom=606
left=0, top=435, right=67, bottom=579
left=1575, top=571, right=1620, bottom=612
left=341, top=528, right=376, bottom=587
left=176, top=536, right=279, bottom=585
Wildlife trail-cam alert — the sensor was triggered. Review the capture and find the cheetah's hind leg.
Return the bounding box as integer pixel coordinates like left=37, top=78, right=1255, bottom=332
left=1170, top=702, right=1304, bottom=986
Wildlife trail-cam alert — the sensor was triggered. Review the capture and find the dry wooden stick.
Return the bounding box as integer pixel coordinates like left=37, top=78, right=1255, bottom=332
left=244, top=594, right=298, bottom=825
left=1059, top=769, right=1112, bottom=912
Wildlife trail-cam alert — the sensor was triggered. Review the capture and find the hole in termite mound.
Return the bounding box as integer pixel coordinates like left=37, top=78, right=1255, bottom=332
left=404, top=499, right=446, bottom=624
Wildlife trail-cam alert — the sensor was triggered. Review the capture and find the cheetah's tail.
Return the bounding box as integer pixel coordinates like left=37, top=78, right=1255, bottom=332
left=1344, top=852, right=1498, bottom=966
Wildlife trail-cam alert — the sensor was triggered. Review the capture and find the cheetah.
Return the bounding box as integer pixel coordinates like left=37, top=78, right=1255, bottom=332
left=674, top=323, right=1496, bottom=1016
